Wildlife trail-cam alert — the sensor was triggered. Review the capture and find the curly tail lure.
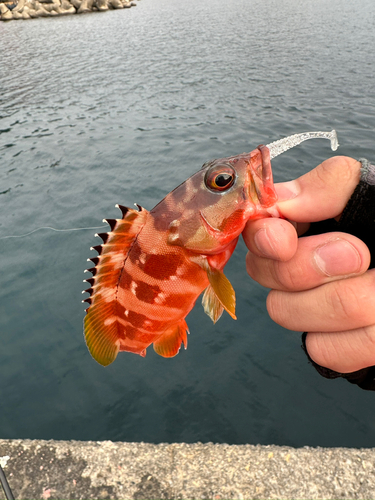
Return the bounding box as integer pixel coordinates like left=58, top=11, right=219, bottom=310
left=83, top=130, right=338, bottom=366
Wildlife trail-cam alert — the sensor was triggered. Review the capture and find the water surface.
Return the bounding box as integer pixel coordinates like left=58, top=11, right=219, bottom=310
left=1, top=0, right=375, bottom=447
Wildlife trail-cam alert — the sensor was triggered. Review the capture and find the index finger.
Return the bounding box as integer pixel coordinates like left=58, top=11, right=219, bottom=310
left=274, top=156, right=361, bottom=222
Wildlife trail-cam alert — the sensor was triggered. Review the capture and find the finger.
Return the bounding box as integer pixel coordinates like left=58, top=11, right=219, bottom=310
left=274, top=156, right=361, bottom=222
left=266, top=268, right=375, bottom=332
left=243, top=218, right=298, bottom=261
left=246, top=232, right=370, bottom=291
left=305, top=325, right=375, bottom=373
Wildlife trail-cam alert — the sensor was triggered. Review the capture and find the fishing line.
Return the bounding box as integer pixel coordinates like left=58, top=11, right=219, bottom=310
left=0, top=464, right=14, bottom=500
left=0, top=225, right=107, bottom=240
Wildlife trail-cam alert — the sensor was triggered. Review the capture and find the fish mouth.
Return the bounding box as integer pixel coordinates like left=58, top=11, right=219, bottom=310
left=245, top=145, right=277, bottom=208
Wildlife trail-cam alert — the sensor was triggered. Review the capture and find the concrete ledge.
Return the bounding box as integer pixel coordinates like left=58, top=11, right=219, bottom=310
left=1, top=439, right=375, bottom=499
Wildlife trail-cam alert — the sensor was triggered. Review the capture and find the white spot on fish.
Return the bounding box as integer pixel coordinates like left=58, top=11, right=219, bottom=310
left=176, top=266, right=184, bottom=276
left=168, top=233, right=180, bottom=243
left=130, top=281, right=138, bottom=295
left=104, top=317, right=116, bottom=326
left=154, top=292, right=166, bottom=304
left=139, top=253, right=146, bottom=265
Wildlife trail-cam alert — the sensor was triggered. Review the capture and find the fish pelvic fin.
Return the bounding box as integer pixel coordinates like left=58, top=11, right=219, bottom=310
left=153, top=320, right=189, bottom=358
left=83, top=205, right=148, bottom=366
left=202, top=285, right=224, bottom=324
left=203, top=267, right=236, bottom=321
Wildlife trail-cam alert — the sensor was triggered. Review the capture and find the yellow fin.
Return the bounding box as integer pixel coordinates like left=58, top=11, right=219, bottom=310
left=205, top=268, right=237, bottom=320
left=84, top=310, right=120, bottom=366
left=153, top=320, right=189, bottom=358
left=202, top=285, right=224, bottom=324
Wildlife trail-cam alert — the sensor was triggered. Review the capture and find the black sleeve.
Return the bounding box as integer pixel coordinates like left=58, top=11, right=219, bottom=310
left=301, top=159, right=375, bottom=390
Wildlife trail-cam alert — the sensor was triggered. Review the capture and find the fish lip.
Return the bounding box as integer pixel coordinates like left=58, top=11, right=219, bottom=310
left=243, top=165, right=258, bottom=204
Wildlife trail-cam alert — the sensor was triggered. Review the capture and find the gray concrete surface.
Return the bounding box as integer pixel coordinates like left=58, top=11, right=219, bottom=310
left=0, top=439, right=375, bottom=499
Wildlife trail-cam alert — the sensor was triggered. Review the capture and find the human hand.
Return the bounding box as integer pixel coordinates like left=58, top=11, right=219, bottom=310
left=243, top=156, right=375, bottom=374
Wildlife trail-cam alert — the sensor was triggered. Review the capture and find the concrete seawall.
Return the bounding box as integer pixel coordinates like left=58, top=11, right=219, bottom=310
left=0, top=0, right=138, bottom=21
left=1, top=439, right=375, bottom=499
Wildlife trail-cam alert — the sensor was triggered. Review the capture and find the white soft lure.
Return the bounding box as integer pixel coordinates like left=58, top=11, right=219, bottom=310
left=267, top=129, right=339, bottom=159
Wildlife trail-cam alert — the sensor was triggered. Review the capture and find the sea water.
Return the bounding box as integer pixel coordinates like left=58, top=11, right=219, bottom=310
left=0, top=0, right=375, bottom=446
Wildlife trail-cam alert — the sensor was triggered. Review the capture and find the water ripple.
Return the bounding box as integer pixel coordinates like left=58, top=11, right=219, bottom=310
left=0, top=0, right=375, bottom=447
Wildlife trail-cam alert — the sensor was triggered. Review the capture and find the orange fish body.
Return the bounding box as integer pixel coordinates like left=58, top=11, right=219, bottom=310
left=83, top=130, right=339, bottom=365
left=84, top=145, right=277, bottom=366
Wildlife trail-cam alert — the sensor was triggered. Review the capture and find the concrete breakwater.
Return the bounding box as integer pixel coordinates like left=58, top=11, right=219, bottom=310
left=1, top=439, right=375, bottom=499
left=0, top=0, right=138, bottom=21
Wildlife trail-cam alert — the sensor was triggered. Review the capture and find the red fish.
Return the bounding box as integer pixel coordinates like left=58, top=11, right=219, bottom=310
left=83, top=131, right=338, bottom=366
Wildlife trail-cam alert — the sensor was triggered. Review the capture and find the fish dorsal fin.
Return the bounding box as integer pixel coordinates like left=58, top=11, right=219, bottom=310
left=83, top=205, right=148, bottom=366
left=203, top=266, right=237, bottom=321
left=153, top=320, right=189, bottom=358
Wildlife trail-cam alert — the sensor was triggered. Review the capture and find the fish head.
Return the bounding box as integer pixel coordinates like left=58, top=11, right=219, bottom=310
left=152, top=145, right=277, bottom=254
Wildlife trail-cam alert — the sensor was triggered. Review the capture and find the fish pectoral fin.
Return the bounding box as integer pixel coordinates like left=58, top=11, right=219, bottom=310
left=202, top=285, right=224, bottom=324
left=205, top=268, right=237, bottom=320
left=153, top=320, right=189, bottom=358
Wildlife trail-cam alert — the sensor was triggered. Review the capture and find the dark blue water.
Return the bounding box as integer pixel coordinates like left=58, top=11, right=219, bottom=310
left=1, top=0, right=375, bottom=447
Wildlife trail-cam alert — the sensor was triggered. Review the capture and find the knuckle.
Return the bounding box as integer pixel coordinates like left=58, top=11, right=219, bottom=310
left=273, top=261, right=304, bottom=291
left=310, top=156, right=361, bottom=201
left=363, top=325, right=375, bottom=354
left=319, top=156, right=360, bottom=186
left=305, top=332, right=335, bottom=370
left=266, top=291, right=279, bottom=322
left=266, top=290, right=289, bottom=326
left=326, top=281, right=359, bottom=322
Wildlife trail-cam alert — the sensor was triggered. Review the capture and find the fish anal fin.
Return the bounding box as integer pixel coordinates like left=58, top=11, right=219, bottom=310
left=153, top=320, right=189, bottom=358
left=202, top=285, right=224, bottom=324
left=206, top=267, right=236, bottom=320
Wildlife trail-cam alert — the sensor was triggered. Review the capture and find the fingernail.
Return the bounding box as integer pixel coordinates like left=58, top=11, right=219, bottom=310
left=254, top=227, right=280, bottom=259
left=314, top=239, right=362, bottom=276
left=275, top=180, right=301, bottom=201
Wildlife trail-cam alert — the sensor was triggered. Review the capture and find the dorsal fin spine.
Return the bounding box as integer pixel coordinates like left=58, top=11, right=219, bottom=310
left=116, top=204, right=129, bottom=218
left=85, top=267, right=97, bottom=276
left=97, top=233, right=109, bottom=244
left=104, top=219, right=117, bottom=231
left=91, top=245, right=102, bottom=254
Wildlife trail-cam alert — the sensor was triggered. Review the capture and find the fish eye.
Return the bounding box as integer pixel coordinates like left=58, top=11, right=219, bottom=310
left=204, top=164, right=236, bottom=192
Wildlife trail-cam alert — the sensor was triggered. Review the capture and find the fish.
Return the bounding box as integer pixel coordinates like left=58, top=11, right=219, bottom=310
left=83, top=130, right=338, bottom=366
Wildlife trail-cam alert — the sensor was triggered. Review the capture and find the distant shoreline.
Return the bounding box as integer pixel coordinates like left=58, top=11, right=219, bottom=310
left=0, top=0, right=139, bottom=21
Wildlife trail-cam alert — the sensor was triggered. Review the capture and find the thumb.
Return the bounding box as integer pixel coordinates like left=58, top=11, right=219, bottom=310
left=274, top=156, right=361, bottom=222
